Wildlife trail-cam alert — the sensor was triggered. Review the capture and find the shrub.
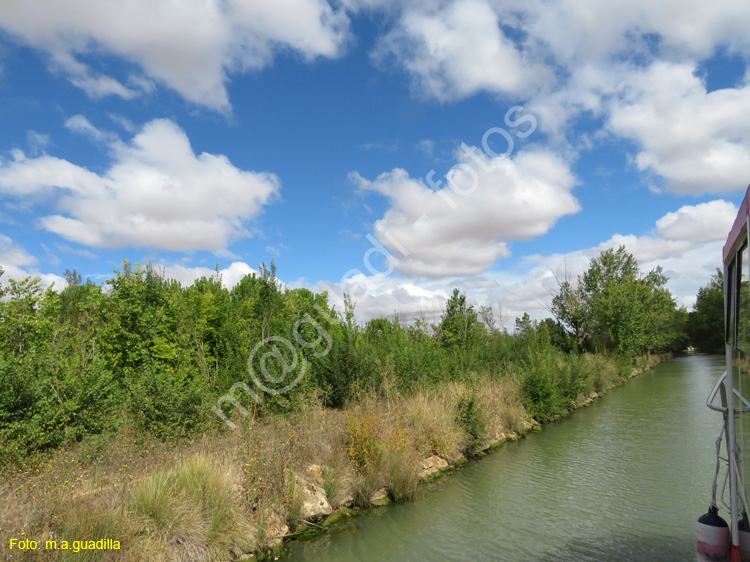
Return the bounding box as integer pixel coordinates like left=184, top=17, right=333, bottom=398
left=382, top=424, right=418, bottom=502
left=129, top=362, right=207, bottom=439
left=346, top=413, right=382, bottom=471
left=456, top=390, right=485, bottom=455
left=346, top=412, right=385, bottom=506
left=519, top=351, right=567, bottom=422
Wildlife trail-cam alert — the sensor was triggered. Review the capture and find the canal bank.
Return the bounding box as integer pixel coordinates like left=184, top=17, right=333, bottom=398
left=286, top=354, right=721, bottom=561
left=0, top=353, right=667, bottom=562
left=275, top=353, right=671, bottom=559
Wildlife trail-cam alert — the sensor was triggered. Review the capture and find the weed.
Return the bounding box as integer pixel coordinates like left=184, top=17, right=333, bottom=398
left=456, top=391, right=485, bottom=455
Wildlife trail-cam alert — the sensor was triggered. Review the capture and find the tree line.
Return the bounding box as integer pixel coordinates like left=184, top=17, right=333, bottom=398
left=0, top=247, right=702, bottom=465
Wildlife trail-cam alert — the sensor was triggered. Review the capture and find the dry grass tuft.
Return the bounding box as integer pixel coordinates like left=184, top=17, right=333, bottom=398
left=127, top=454, right=255, bottom=561
left=477, top=377, right=527, bottom=436
left=54, top=495, right=132, bottom=562
left=403, top=390, right=465, bottom=462
left=381, top=422, right=419, bottom=502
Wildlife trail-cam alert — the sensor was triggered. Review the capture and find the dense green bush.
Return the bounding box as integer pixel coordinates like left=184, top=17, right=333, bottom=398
left=518, top=350, right=567, bottom=422
left=0, top=259, right=678, bottom=466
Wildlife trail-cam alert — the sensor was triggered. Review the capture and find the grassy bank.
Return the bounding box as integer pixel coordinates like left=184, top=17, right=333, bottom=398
left=0, top=352, right=666, bottom=562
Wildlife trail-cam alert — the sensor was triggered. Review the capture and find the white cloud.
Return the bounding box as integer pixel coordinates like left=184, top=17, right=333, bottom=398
left=372, top=0, right=551, bottom=101
left=158, top=262, right=259, bottom=290
left=64, top=114, right=113, bottom=143
left=0, top=119, right=281, bottom=251
left=525, top=63, right=620, bottom=140
left=354, top=146, right=579, bottom=277
left=60, top=55, right=140, bottom=100
left=362, top=0, right=750, bottom=105
left=316, top=273, right=449, bottom=324
left=0, top=0, right=350, bottom=110
left=0, top=234, right=37, bottom=268
left=655, top=199, right=738, bottom=242
left=526, top=59, right=750, bottom=195
left=606, top=62, right=750, bottom=195
left=0, top=235, right=66, bottom=291
left=415, top=139, right=435, bottom=157
left=55, top=243, right=99, bottom=260
left=522, top=0, right=750, bottom=67
left=354, top=1, right=750, bottom=196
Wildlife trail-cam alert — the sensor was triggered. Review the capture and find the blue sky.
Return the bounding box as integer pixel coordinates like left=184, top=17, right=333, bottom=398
left=0, top=0, right=749, bottom=327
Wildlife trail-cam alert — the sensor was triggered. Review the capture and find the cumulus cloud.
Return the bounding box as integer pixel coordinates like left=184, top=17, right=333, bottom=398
left=606, top=62, right=750, bottom=195
left=0, top=119, right=280, bottom=251
left=315, top=272, right=449, bottom=323
left=0, top=0, right=350, bottom=110
left=655, top=199, right=738, bottom=242
left=526, top=60, right=750, bottom=195
left=354, top=146, right=579, bottom=277
left=525, top=63, right=620, bottom=139
left=362, top=0, right=750, bottom=104
left=355, top=1, right=750, bottom=195
left=522, top=0, right=750, bottom=67
left=372, top=0, right=551, bottom=101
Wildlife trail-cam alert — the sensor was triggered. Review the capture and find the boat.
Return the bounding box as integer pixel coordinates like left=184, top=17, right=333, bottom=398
left=698, top=185, right=750, bottom=562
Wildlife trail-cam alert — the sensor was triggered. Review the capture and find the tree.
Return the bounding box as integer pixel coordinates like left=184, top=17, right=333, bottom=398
left=539, top=317, right=574, bottom=352
left=581, top=247, right=641, bottom=354
left=688, top=269, right=724, bottom=352
left=640, top=267, right=687, bottom=354
left=63, top=268, right=82, bottom=287
left=439, top=289, right=480, bottom=349
left=179, top=272, right=227, bottom=381
left=550, top=274, right=589, bottom=352
left=551, top=246, right=686, bottom=356
left=0, top=274, right=55, bottom=358
left=256, top=260, right=283, bottom=341
left=479, top=304, right=504, bottom=335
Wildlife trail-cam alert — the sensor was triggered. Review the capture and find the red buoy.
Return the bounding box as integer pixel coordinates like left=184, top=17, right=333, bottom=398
left=697, top=506, right=730, bottom=561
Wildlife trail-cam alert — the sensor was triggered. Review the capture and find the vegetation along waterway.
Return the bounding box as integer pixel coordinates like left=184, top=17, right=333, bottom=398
left=287, top=354, right=729, bottom=561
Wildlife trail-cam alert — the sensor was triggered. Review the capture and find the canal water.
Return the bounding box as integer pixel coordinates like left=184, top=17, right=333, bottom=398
left=286, top=354, right=744, bottom=561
